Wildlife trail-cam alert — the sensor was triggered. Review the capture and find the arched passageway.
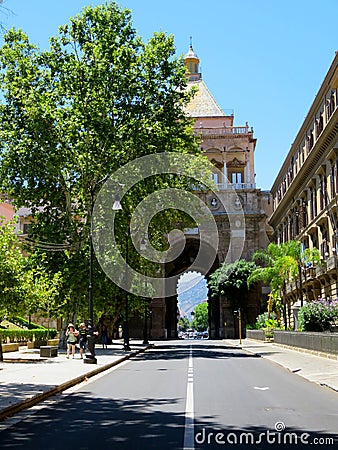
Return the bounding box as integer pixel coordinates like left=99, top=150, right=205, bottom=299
left=159, top=237, right=220, bottom=339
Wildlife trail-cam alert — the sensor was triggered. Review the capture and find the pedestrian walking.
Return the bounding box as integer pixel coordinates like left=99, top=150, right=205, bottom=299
left=78, top=322, right=88, bottom=359
left=66, top=323, right=78, bottom=359
left=101, top=324, right=108, bottom=349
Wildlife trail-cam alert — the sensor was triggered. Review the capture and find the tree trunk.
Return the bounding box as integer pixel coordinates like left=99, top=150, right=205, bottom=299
left=0, top=335, right=3, bottom=362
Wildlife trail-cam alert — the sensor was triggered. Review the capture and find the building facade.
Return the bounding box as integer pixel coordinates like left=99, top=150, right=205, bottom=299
left=0, top=199, right=33, bottom=237
left=150, top=45, right=273, bottom=339
left=269, top=51, right=338, bottom=304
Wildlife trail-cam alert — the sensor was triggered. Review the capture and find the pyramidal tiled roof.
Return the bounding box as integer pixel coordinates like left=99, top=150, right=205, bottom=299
left=185, top=79, right=225, bottom=118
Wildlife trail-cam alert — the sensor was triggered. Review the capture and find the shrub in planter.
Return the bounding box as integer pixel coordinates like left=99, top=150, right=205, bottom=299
left=265, top=331, right=274, bottom=339
left=0, top=329, right=34, bottom=343
left=251, top=313, right=279, bottom=339
left=0, top=328, right=58, bottom=344
left=255, top=312, right=277, bottom=329
left=263, top=318, right=279, bottom=339
left=298, top=298, right=338, bottom=331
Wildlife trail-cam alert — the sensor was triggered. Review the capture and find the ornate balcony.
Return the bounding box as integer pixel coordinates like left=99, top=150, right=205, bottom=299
left=216, top=182, right=256, bottom=190
left=195, top=125, right=252, bottom=136
left=326, top=255, right=338, bottom=271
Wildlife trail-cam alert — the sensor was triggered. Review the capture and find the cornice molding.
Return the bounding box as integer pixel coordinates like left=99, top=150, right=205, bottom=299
left=270, top=113, right=338, bottom=226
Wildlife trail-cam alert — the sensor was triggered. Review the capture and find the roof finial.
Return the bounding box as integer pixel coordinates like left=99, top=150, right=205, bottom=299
left=190, top=36, right=193, bottom=48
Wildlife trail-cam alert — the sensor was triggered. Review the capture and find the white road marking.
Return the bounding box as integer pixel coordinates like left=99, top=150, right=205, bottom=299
left=183, top=346, right=195, bottom=450
left=254, top=386, right=270, bottom=390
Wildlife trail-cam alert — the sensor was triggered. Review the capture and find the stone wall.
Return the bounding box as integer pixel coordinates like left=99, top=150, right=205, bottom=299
left=246, top=329, right=266, bottom=341
left=274, top=331, right=338, bottom=355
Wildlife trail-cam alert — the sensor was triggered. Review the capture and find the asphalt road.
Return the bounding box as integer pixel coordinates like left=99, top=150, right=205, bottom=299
left=0, top=341, right=337, bottom=449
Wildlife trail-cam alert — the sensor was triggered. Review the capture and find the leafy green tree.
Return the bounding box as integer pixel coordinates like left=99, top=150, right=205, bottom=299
left=248, top=243, right=290, bottom=326
left=23, top=261, right=63, bottom=336
left=0, top=3, right=210, bottom=327
left=0, top=219, right=27, bottom=361
left=284, top=240, right=320, bottom=307
left=178, top=316, right=191, bottom=332
left=192, top=302, right=208, bottom=332
left=248, top=241, right=320, bottom=328
left=0, top=219, right=27, bottom=319
left=0, top=219, right=67, bottom=323
left=209, top=259, right=257, bottom=309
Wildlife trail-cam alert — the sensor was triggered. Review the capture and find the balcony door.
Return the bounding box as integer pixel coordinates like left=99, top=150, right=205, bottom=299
left=230, top=171, right=243, bottom=187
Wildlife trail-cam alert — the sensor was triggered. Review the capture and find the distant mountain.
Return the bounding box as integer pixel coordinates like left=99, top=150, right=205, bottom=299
left=178, top=275, right=208, bottom=317
left=177, top=277, right=201, bottom=295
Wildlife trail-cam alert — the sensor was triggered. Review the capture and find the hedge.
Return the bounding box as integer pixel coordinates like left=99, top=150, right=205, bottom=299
left=0, top=328, right=58, bottom=343
left=7, top=316, right=46, bottom=329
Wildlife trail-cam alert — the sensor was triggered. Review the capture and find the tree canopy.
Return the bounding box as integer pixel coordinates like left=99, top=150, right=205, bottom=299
left=178, top=316, right=191, bottom=332
left=248, top=241, right=320, bottom=297
left=248, top=241, right=321, bottom=327
left=192, top=302, right=208, bottom=332
left=0, top=3, right=210, bottom=324
left=0, top=219, right=26, bottom=318
left=208, top=259, right=257, bottom=309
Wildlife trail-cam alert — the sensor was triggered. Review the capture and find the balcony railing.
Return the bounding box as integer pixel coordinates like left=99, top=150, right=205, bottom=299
left=316, top=265, right=327, bottom=276
left=195, top=126, right=251, bottom=136
left=326, top=255, right=338, bottom=271
left=216, top=182, right=256, bottom=190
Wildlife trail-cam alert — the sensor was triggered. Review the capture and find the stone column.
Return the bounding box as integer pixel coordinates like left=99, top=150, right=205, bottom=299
left=223, top=162, right=227, bottom=188
left=150, top=298, right=166, bottom=339
left=245, top=164, right=250, bottom=184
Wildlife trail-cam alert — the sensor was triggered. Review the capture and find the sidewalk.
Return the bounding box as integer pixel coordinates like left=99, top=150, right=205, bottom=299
left=0, top=340, right=150, bottom=422
left=223, top=338, right=338, bottom=393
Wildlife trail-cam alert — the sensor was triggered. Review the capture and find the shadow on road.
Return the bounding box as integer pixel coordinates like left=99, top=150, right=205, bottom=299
left=0, top=392, right=335, bottom=449
left=132, top=343, right=261, bottom=363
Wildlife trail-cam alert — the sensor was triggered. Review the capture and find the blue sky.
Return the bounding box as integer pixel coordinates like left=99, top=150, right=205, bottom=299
left=1, top=0, right=337, bottom=189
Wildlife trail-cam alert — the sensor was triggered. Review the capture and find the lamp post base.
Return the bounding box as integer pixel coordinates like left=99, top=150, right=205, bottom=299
left=83, top=334, right=97, bottom=364
left=84, top=354, right=97, bottom=364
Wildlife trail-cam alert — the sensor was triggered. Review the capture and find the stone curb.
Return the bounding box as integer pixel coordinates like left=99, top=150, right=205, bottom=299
left=0, top=345, right=153, bottom=422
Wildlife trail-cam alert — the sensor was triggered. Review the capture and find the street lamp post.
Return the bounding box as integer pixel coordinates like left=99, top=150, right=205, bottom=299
left=84, top=176, right=108, bottom=364
left=143, top=299, right=149, bottom=345
left=123, top=230, right=131, bottom=351
left=238, top=308, right=242, bottom=344
left=88, top=185, right=98, bottom=327
left=84, top=185, right=98, bottom=364
left=112, top=194, right=131, bottom=351
left=234, top=308, right=242, bottom=344
left=140, top=237, right=149, bottom=345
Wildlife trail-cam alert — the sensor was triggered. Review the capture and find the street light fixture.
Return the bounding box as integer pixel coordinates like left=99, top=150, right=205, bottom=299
left=113, top=193, right=122, bottom=211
